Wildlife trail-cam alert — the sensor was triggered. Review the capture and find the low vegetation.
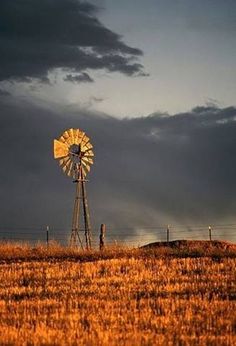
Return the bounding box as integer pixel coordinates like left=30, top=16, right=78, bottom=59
left=0, top=240, right=235, bottom=262
left=0, top=242, right=235, bottom=345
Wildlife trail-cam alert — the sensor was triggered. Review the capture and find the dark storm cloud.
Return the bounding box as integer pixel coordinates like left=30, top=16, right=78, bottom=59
left=0, top=96, right=236, bottom=242
left=64, top=73, right=94, bottom=83
left=0, top=0, right=145, bottom=83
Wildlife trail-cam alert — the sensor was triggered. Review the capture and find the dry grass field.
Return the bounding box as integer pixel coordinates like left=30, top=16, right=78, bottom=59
left=0, top=242, right=235, bottom=345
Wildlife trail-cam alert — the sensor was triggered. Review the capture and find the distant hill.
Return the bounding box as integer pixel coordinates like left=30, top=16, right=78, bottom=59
left=142, top=239, right=236, bottom=252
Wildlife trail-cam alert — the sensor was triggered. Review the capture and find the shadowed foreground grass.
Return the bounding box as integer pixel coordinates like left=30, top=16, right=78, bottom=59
left=0, top=242, right=235, bottom=345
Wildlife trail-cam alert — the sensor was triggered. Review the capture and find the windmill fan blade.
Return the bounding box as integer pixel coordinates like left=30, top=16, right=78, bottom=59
left=59, top=135, right=67, bottom=143
left=82, top=157, right=94, bottom=165
left=81, top=142, right=93, bottom=152
left=63, top=128, right=74, bottom=146
left=84, top=150, right=94, bottom=157
left=62, top=130, right=70, bottom=140
left=82, top=160, right=91, bottom=172
left=54, top=140, right=69, bottom=159
left=61, top=161, right=68, bottom=172
left=62, top=158, right=72, bottom=173
left=81, top=135, right=90, bottom=146
left=77, top=131, right=85, bottom=144
left=69, top=128, right=75, bottom=144
left=82, top=166, right=88, bottom=177
left=66, top=161, right=74, bottom=177
left=73, top=129, right=80, bottom=144
left=59, top=156, right=70, bottom=167
left=61, top=130, right=71, bottom=146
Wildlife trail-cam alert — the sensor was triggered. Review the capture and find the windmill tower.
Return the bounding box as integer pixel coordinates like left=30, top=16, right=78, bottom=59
left=53, top=128, right=94, bottom=249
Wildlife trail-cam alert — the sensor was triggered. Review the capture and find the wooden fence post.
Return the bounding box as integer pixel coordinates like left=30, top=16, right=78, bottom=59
left=208, top=226, right=212, bottom=241
left=46, top=225, right=49, bottom=247
left=167, top=225, right=170, bottom=243
left=100, top=224, right=105, bottom=250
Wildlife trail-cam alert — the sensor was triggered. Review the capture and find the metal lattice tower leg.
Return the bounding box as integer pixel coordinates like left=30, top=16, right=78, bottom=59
left=81, top=169, right=92, bottom=249
left=70, top=164, right=92, bottom=249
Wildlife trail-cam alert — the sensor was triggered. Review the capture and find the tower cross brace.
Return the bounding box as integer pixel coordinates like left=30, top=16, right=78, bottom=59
left=70, top=164, right=92, bottom=249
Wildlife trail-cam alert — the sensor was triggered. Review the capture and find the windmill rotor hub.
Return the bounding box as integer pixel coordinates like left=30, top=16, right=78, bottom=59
left=70, top=143, right=81, bottom=155
left=69, top=144, right=82, bottom=164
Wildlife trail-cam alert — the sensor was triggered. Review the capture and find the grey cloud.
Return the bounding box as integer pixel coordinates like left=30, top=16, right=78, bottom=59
left=84, top=96, right=105, bottom=108
left=64, top=73, right=94, bottom=83
left=71, top=96, right=104, bottom=109
left=0, top=0, right=145, bottom=83
left=0, top=96, right=236, bottom=243
left=0, top=88, right=11, bottom=96
left=90, top=96, right=104, bottom=103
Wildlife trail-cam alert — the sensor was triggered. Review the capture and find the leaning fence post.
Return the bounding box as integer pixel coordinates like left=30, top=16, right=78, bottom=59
left=208, top=226, right=212, bottom=241
left=99, top=224, right=105, bottom=250
left=167, top=225, right=170, bottom=243
left=46, top=225, right=49, bottom=247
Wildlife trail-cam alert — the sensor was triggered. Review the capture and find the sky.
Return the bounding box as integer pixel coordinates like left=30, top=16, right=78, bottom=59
left=0, top=0, right=236, bottom=243
left=1, top=0, right=236, bottom=117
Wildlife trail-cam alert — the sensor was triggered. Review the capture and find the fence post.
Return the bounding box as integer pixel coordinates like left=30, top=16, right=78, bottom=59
left=46, top=225, right=49, bottom=247
left=167, top=225, right=170, bottom=243
left=99, top=224, right=105, bottom=250
left=208, top=226, right=212, bottom=241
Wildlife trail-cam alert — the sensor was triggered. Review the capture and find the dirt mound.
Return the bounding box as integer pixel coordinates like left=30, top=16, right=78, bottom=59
left=142, top=239, right=236, bottom=251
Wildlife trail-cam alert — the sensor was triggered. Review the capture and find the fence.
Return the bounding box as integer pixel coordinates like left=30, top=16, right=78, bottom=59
left=0, top=223, right=235, bottom=248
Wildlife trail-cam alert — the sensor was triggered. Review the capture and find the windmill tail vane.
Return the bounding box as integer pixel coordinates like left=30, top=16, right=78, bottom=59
left=53, top=128, right=94, bottom=249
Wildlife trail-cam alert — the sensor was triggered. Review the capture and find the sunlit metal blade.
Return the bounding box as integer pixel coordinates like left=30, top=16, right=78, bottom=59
left=81, top=142, right=93, bottom=152
left=81, top=135, right=90, bottom=146
left=73, top=129, right=80, bottom=144
left=81, top=160, right=91, bottom=172
left=62, top=130, right=70, bottom=140
left=59, top=156, right=70, bottom=167
left=63, top=128, right=74, bottom=146
left=68, top=163, right=77, bottom=179
left=66, top=160, right=74, bottom=177
left=87, top=143, right=93, bottom=151
left=61, top=131, right=70, bottom=146
left=84, top=150, right=94, bottom=157
left=68, top=128, right=74, bottom=143
left=54, top=140, right=69, bottom=159
left=62, top=158, right=72, bottom=173
left=81, top=166, right=88, bottom=177
left=77, top=131, right=85, bottom=144
left=82, top=157, right=93, bottom=165
left=59, top=135, right=67, bottom=144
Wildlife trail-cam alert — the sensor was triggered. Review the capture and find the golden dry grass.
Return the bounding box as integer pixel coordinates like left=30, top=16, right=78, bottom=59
left=0, top=240, right=235, bottom=262
left=0, top=243, right=235, bottom=345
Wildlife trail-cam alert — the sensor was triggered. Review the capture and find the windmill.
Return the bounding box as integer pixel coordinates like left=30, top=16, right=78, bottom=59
left=53, top=128, right=94, bottom=249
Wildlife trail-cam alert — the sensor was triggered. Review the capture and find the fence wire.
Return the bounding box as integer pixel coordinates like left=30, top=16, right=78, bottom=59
left=0, top=223, right=235, bottom=247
